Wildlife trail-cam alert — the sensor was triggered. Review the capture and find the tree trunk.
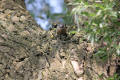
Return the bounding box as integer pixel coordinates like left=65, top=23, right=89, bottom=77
left=0, top=0, right=119, bottom=80
left=0, top=0, right=50, bottom=79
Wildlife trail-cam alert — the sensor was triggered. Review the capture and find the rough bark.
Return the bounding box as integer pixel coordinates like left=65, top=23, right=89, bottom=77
left=0, top=0, right=119, bottom=80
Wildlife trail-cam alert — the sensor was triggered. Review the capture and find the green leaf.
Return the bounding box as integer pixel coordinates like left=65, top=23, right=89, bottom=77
left=69, top=31, right=77, bottom=35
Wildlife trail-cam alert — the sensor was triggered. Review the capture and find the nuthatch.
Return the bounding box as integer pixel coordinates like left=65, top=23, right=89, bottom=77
left=57, top=24, right=67, bottom=36
left=52, top=24, right=67, bottom=36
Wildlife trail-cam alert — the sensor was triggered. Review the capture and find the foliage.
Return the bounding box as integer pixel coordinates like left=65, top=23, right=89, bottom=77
left=71, top=0, right=120, bottom=60
left=107, top=74, right=120, bottom=80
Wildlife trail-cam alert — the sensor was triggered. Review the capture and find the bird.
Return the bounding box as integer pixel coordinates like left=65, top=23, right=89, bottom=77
left=56, top=24, right=67, bottom=36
